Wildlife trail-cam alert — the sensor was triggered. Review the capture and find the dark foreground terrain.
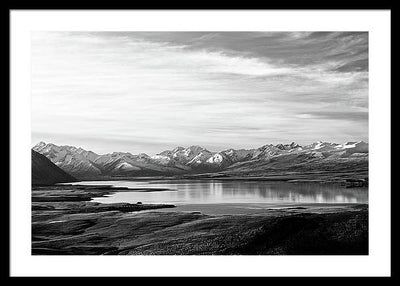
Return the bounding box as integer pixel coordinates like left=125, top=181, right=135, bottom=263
left=32, top=185, right=368, bottom=255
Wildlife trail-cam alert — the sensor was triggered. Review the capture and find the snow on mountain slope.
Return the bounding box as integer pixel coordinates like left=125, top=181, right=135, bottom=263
left=151, top=155, right=171, bottom=164
left=115, top=162, right=140, bottom=171
left=187, top=150, right=214, bottom=166
left=159, top=146, right=238, bottom=170
left=336, top=141, right=369, bottom=153
left=275, top=142, right=301, bottom=151
left=157, top=145, right=212, bottom=165
left=252, top=144, right=283, bottom=159
left=304, top=141, right=341, bottom=152
left=33, top=141, right=368, bottom=178
left=221, top=148, right=255, bottom=162
left=95, top=151, right=190, bottom=175
left=33, top=142, right=102, bottom=178
left=225, top=141, right=368, bottom=175
left=207, top=153, right=224, bottom=164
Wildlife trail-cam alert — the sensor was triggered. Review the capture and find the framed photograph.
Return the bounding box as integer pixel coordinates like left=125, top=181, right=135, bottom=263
left=9, top=9, right=391, bottom=277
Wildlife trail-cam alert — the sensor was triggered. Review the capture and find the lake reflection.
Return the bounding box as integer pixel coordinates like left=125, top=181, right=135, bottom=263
left=70, top=180, right=368, bottom=205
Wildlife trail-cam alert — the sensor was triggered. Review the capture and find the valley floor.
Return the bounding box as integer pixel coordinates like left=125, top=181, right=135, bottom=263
left=32, top=185, right=368, bottom=255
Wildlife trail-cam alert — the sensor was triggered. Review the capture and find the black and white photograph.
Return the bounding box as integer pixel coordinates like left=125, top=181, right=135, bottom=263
left=10, top=10, right=391, bottom=277
left=30, top=31, right=370, bottom=255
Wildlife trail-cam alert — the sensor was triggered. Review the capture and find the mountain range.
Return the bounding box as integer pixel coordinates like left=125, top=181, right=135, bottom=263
left=32, top=141, right=369, bottom=180
left=32, top=149, right=77, bottom=185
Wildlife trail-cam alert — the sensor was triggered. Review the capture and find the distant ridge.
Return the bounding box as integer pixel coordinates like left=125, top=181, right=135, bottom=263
left=32, top=149, right=77, bottom=185
left=32, top=141, right=368, bottom=179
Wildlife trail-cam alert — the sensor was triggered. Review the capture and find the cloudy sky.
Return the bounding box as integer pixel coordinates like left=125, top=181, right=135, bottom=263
left=31, top=32, right=368, bottom=155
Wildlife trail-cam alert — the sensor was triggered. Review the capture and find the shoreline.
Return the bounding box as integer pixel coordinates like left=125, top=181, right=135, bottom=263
left=53, top=169, right=369, bottom=187
left=32, top=184, right=368, bottom=255
left=157, top=202, right=367, bottom=215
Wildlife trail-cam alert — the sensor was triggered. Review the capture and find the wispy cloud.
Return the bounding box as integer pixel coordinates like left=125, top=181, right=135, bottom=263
left=31, top=32, right=368, bottom=154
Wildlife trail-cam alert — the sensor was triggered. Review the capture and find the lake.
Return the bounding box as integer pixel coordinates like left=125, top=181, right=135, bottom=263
left=69, top=180, right=368, bottom=209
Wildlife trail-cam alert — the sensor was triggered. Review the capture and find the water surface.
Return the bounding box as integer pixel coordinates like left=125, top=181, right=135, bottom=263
left=70, top=179, right=368, bottom=206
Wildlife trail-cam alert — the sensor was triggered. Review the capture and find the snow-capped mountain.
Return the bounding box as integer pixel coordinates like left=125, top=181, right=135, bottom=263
left=33, top=142, right=102, bottom=178
left=335, top=141, right=369, bottom=153
left=159, top=145, right=211, bottom=164
left=221, top=148, right=255, bottom=162
left=275, top=142, right=301, bottom=151
left=187, top=149, right=214, bottom=166
left=33, top=142, right=192, bottom=178
left=32, top=140, right=369, bottom=179
left=224, top=141, right=369, bottom=176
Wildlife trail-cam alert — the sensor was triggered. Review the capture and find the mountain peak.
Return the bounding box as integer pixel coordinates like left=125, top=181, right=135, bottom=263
left=33, top=140, right=368, bottom=178
left=137, top=153, right=150, bottom=158
left=188, top=145, right=204, bottom=150
left=35, top=141, right=47, bottom=147
left=186, top=145, right=207, bottom=154
left=172, top=146, right=185, bottom=152
left=275, top=142, right=301, bottom=150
